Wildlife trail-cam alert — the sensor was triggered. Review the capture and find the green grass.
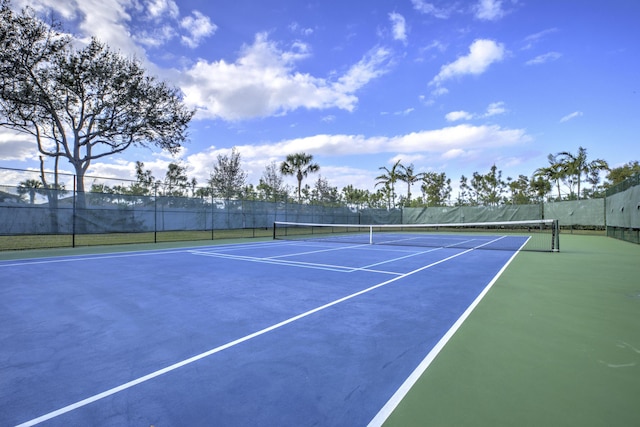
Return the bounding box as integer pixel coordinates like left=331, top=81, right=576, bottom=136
left=0, top=228, right=273, bottom=251
left=382, top=234, right=640, bottom=427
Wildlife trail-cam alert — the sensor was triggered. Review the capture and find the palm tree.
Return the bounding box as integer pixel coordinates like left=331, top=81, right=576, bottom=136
left=397, top=163, right=423, bottom=206
left=17, top=179, right=45, bottom=204
left=280, top=152, right=320, bottom=203
left=557, top=147, right=609, bottom=199
left=375, top=159, right=402, bottom=209
left=534, top=154, right=566, bottom=200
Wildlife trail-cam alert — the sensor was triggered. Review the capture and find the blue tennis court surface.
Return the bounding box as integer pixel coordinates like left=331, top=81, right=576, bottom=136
left=1, top=238, right=526, bottom=426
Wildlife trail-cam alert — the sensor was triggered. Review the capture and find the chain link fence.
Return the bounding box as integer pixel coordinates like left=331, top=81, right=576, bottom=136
left=1, top=167, right=631, bottom=250
left=605, top=173, right=640, bottom=244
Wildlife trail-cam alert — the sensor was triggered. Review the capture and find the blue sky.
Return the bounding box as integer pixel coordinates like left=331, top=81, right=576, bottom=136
left=1, top=0, right=639, bottom=197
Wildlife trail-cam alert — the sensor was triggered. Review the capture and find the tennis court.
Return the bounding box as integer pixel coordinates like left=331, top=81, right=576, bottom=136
left=1, top=230, right=530, bottom=426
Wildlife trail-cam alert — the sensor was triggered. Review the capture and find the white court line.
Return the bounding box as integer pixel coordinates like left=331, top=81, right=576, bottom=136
left=16, top=242, right=487, bottom=427
left=199, top=240, right=305, bottom=253
left=367, top=235, right=529, bottom=427
left=190, top=244, right=446, bottom=276
left=195, top=240, right=370, bottom=260
left=0, top=240, right=302, bottom=268
left=190, top=250, right=405, bottom=276
left=0, top=249, right=189, bottom=268
left=267, top=243, right=370, bottom=259
left=352, top=247, right=441, bottom=272
left=190, top=251, right=360, bottom=273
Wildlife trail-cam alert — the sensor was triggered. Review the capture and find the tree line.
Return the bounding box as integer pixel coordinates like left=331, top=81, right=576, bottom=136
left=15, top=148, right=636, bottom=209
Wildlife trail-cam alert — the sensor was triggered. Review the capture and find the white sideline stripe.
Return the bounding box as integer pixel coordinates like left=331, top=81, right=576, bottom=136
left=0, top=249, right=188, bottom=267
left=0, top=241, right=288, bottom=268
left=366, top=236, right=530, bottom=427
left=16, top=242, right=485, bottom=427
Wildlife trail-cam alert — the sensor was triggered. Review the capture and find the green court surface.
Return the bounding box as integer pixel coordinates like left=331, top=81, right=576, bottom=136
left=383, top=234, right=640, bottom=427
left=2, top=234, right=638, bottom=426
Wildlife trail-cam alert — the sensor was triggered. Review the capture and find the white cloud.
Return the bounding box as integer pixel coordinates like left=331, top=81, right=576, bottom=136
left=485, top=101, right=507, bottom=116
left=412, top=0, right=507, bottom=21
left=522, top=28, right=558, bottom=50
left=389, top=153, right=426, bottom=165
left=17, top=0, right=216, bottom=55
left=430, top=86, right=450, bottom=97
left=410, top=0, right=453, bottom=19
left=383, top=108, right=415, bottom=116
left=146, top=0, right=179, bottom=20
left=222, top=125, right=528, bottom=159
left=397, top=108, right=415, bottom=116
left=430, top=39, right=505, bottom=87
left=184, top=124, right=530, bottom=169
left=442, top=148, right=466, bottom=159
left=86, top=160, right=142, bottom=182
left=181, top=34, right=392, bottom=121
left=422, top=40, right=447, bottom=54
left=334, top=47, right=392, bottom=93
left=525, top=51, right=562, bottom=65
left=13, top=0, right=73, bottom=18
left=394, top=124, right=529, bottom=153
left=474, top=0, right=505, bottom=21
left=134, top=25, right=176, bottom=48
left=289, top=22, right=314, bottom=36
left=445, top=102, right=507, bottom=122
left=560, top=111, right=583, bottom=123
left=69, top=0, right=142, bottom=56
left=0, top=131, right=39, bottom=161
left=389, top=12, right=407, bottom=44
left=180, top=10, right=217, bottom=48
left=445, top=111, right=474, bottom=122
left=81, top=122, right=532, bottom=193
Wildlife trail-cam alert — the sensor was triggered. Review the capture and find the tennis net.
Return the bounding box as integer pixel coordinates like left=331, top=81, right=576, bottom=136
left=273, top=219, right=560, bottom=252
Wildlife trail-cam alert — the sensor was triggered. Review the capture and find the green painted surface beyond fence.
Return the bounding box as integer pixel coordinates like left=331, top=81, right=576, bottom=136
left=383, top=234, right=640, bottom=427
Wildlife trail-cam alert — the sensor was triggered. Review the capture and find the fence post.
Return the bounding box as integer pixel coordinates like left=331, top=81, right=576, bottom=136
left=72, top=175, right=77, bottom=248
left=153, top=185, right=157, bottom=243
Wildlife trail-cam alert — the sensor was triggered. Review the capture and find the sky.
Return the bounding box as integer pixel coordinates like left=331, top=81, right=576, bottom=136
left=1, top=0, right=639, bottom=198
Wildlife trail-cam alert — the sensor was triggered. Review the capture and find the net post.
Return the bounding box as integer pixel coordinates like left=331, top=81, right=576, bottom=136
left=369, top=225, right=373, bottom=244
left=272, top=222, right=276, bottom=240
left=553, top=219, right=560, bottom=252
